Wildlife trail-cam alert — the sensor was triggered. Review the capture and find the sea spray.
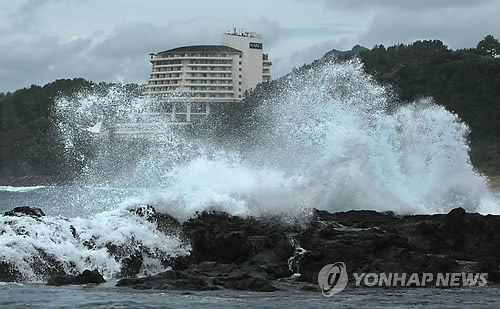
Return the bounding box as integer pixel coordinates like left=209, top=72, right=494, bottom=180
left=52, top=59, right=498, bottom=217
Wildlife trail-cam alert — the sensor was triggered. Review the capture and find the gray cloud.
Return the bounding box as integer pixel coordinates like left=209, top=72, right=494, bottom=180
left=0, top=15, right=283, bottom=92
left=8, top=0, right=49, bottom=29
left=356, top=2, right=500, bottom=49
left=271, top=37, right=352, bottom=77
left=0, top=33, right=95, bottom=92
left=1, top=0, right=498, bottom=92
left=317, top=0, right=495, bottom=10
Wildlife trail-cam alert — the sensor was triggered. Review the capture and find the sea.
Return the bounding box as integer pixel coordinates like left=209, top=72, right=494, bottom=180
left=1, top=60, right=499, bottom=308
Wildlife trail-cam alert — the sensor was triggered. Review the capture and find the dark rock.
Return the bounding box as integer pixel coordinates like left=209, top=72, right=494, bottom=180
left=119, top=253, right=143, bottom=278
left=130, top=205, right=181, bottom=235
left=31, top=249, right=65, bottom=279
left=4, top=206, right=45, bottom=218
left=247, top=250, right=290, bottom=278
left=164, top=254, right=192, bottom=271
left=445, top=207, right=466, bottom=233
left=196, top=261, right=237, bottom=277
left=69, top=225, right=78, bottom=239
left=47, top=273, right=78, bottom=286
left=488, top=272, right=500, bottom=283
left=0, top=261, right=22, bottom=282
left=476, top=259, right=500, bottom=283
left=117, top=269, right=218, bottom=291
left=32, top=206, right=500, bottom=293
left=116, top=277, right=144, bottom=287
left=47, top=269, right=105, bottom=286
left=78, top=269, right=106, bottom=284
left=300, top=284, right=320, bottom=291
left=222, top=276, right=278, bottom=292
left=116, top=260, right=280, bottom=292
left=293, top=207, right=500, bottom=284
left=182, top=211, right=294, bottom=265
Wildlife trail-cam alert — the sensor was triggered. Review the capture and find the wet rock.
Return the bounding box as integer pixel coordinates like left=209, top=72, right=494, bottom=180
left=130, top=205, right=181, bottom=235
left=445, top=207, right=466, bottom=233
left=5, top=205, right=499, bottom=292
left=31, top=249, right=66, bottom=279
left=0, top=261, right=22, bottom=282
left=116, top=261, right=279, bottom=292
left=222, top=276, right=278, bottom=292
left=182, top=211, right=294, bottom=265
left=119, top=253, right=143, bottom=278
left=488, top=272, right=500, bottom=283
left=46, top=273, right=76, bottom=286
left=4, top=206, right=45, bottom=218
left=300, top=284, right=320, bottom=291
left=116, top=269, right=218, bottom=291
left=47, top=269, right=105, bottom=286
left=294, top=207, right=500, bottom=284
left=69, top=225, right=78, bottom=239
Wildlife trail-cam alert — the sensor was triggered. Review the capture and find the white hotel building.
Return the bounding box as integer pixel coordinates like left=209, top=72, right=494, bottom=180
left=143, top=31, right=271, bottom=122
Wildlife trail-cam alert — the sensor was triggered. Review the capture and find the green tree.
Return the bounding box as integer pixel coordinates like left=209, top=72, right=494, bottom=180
left=476, top=35, right=500, bottom=57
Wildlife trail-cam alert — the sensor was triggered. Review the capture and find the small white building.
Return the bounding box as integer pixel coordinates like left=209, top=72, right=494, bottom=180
left=144, top=31, right=271, bottom=122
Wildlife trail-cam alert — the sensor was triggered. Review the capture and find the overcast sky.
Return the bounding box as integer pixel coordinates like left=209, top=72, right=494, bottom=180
left=1, top=0, right=498, bottom=92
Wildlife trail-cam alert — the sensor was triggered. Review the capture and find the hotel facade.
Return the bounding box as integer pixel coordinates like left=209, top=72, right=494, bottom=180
left=144, top=31, right=271, bottom=122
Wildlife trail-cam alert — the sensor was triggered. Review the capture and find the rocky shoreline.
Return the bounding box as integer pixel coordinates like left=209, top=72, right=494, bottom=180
left=1, top=206, right=499, bottom=291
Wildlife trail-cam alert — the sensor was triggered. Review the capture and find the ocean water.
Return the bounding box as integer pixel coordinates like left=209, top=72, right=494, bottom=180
left=0, top=281, right=498, bottom=309
left=1, top=60, right=499, bottom=307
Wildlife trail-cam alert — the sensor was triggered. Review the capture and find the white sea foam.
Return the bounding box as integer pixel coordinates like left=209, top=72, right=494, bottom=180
left=0, top=186, right=45, bottom=193
left=0, top=207, right=189, bottom=282
left=52, top=59, right=498, bottom=218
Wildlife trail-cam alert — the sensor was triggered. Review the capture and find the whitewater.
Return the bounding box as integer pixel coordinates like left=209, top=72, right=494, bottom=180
left=1, top=59, right=499, bottom=303
left=51, top=59, right=497, bottom=217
